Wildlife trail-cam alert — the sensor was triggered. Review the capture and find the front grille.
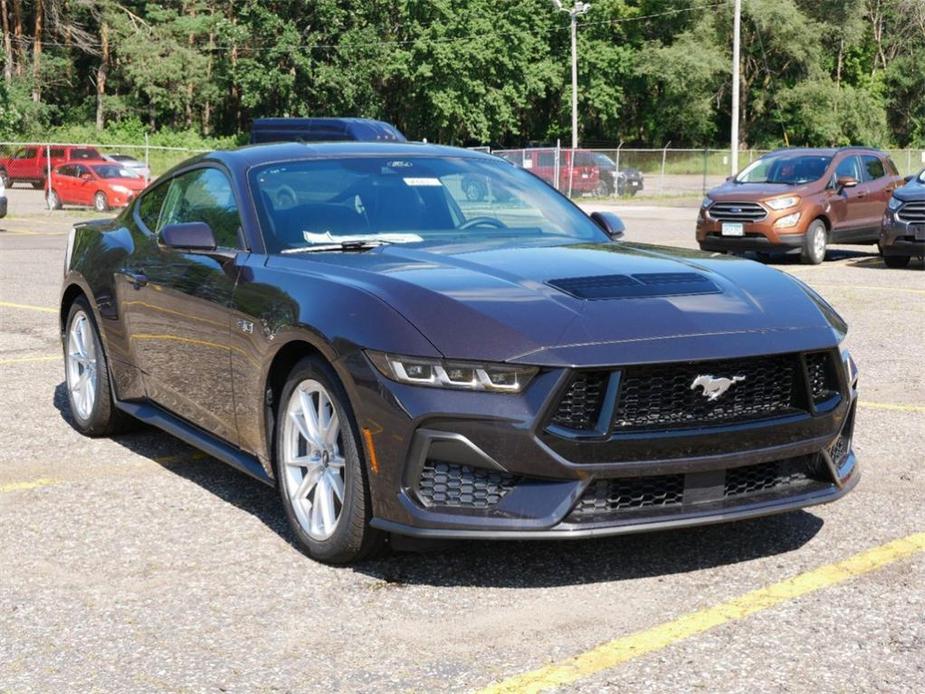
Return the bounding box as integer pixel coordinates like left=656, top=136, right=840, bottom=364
left=613, top=354, right=802, bottom=430
left=805, top=352, right=839, bottom=404
left=569, top=475, right=684, bottom=520
left=567, top=456, right=825, bottom=523
left=550, top=371, right=609, bottom=431
left=708, top=201, right=767, bottom=222
left=897, top=200, right=925, bottom=224
left=417, top=461, right=518, bottom=509
left=724, top=458, right=812, bottom=497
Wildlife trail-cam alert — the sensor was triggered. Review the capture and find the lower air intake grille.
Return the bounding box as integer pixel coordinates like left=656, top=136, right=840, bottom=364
left=417, top=461, right=518, bottom=509
left=724, top=459, right=812, bottom=497
left=550, top=371, right=609, bottom=431
left=614, top=354, right=802, bottom=430
left=805, top=351, right=839, bottom=404
left=569, top=475, right=684, bottom=520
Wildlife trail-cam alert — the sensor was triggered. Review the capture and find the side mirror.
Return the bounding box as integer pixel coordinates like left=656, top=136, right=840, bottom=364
left=836, top=176, right=858, bottom=190
left=590, top=210, right=625, bottom=240
left=160, top=222, right=217, bottom=251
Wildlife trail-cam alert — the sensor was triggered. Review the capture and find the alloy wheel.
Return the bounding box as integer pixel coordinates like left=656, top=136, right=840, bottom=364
left=66, top=311, right=98, bottom=420
left=281, top=379, right=346, bottom=540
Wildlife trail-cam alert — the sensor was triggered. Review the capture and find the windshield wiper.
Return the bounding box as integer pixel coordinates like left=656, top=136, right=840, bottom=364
left=281, top=239, right=392, bottom=255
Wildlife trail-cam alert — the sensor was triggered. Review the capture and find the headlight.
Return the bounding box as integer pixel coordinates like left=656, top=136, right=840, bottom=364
left=701, top=196, right=712, bottom=209
left=766, top=196, right=800, bottom=210
left=887, top=196, right=902, bottom=211
left=773, top=212, right=801, bottom=228
left=367, top=351, right=537, bottom=393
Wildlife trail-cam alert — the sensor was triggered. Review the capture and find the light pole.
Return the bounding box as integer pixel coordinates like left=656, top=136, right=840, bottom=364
left=730, top=0, right=742, bottom=175
left=552, top=1, right=591, bottom=150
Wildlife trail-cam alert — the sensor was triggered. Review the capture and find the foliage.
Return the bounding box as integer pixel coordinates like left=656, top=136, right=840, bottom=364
left=0, top=0, right=923, bottom=147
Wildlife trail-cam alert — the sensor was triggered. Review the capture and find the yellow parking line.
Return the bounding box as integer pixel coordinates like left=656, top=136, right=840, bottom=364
left=0, top=300, right=56, bottom=314
left=0, top=478, right=57, bottom=493
left=859, top=400, right=925, bottom=414
left=0, top=354, right=59, bottom=365
left=479, top=532, right=925, bottom=694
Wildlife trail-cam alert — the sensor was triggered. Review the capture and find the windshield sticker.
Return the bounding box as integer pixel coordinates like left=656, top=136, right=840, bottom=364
left=403, top=177, right=442, bottom=187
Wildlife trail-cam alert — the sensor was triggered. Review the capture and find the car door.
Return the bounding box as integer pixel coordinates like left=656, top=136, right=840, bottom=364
left=8, top=147, right=37, bottom=182
left=858, top=154, right=896, bottom=240
left=118, top=166, right=245, bottom=443
left=828, top=154, right=868, bottom=241
left=69, top=164, right=92, bottom=206
left=54, top=165, right=76, bottom=204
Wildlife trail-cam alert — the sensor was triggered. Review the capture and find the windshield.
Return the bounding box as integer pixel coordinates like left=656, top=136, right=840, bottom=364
left=91, top=164, right=140, bottom=179
left=735, top=154, right=832, bottom=184
left=250, top=156, right=608, bottom=253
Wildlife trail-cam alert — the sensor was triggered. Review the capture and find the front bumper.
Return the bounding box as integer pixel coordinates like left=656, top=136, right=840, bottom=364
left=696, top=206, right=809, bottom=253
left=881, top=215, right=925, bottom=257
left=346, top=347, right=859, bottom=540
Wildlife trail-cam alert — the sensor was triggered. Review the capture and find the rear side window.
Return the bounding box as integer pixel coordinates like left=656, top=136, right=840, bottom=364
left=886, top=158, right=899, bottom=176
left=15, top=148, right=36, bottom=159
left=49, top=148, right=65, bottom=158
left=137, top=182, right=170, bottom=233
left=861, top=155, right=885, bottom=181
left=160, top=168, right=242, bottom=249
left=58, top=165, right=75, bottom=177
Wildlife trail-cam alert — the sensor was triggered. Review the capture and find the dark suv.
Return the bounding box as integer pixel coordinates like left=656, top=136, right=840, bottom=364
left=697, top=147, right=903, bottom=264
left=880, top=170, right=925, bottom=268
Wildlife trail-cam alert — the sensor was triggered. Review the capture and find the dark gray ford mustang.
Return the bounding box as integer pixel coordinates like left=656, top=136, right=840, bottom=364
left=60, top=142, right=859, bottom=563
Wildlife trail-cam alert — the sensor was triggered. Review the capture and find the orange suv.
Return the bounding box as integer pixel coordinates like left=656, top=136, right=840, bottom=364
left=697, top=147, right=903, bottom=264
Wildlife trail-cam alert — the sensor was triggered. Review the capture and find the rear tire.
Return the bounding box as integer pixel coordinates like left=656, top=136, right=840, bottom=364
left=275, top=356, right=384, bottom=564
left=0, top=169, right=9, bottom=188
left=883, top=254, right=911, bottom=268
left=801, top=220, right=827, bottom=265
left=32, top=180, right=45, bottom=190
left=63, top=297, right=135, bottom=436
left=94, top=191, right=110, bottom=212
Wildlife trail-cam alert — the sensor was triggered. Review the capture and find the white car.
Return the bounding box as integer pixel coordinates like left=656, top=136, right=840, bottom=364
left=104, top=153, right=150, bottom=181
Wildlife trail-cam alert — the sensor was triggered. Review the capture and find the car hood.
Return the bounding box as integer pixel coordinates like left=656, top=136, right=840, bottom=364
left=893, top=180, right=925, bottom=202
left=279, top=240, right=842, bottom=366
left=707, top=180, right=816, bottom=201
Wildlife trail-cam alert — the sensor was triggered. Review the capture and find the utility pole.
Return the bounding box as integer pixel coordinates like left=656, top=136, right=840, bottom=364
left=730, top=0, right=742, bottom=175
left=552, top=1, right=591, bottom=150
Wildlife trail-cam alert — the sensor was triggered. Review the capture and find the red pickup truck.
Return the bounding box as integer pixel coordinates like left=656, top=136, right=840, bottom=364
left=0, top=145, right=102, bottom=189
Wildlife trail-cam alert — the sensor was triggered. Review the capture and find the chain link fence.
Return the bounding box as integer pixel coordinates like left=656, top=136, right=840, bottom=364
left=490, top=146, right=925, bottom=199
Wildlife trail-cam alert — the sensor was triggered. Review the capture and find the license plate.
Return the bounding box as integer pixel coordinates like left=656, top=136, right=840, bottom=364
left=914, top=225, right=925, bottom=241
left=722, top=223, right=745, bottom=237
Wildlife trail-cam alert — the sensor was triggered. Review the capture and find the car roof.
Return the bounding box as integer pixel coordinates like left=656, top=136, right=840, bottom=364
left=767, top=146, right=885, bottom=157
left=190, top=141, right=499, bottom=171
left=56, top=159, right=116, bottom=168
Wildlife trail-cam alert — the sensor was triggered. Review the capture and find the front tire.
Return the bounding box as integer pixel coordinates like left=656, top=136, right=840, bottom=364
left=32, top=179, right=45, bottom=190
left=801, top=219, right=827, bottom=265
left=275, top=357, right=383, bottom=564
left=94, top=191, right=110, bottom=212
left=0, top=169, right=9, bottom=188
left=64, top=297, right=133, bottom=436
left=883, top=254, right=911, bottom=268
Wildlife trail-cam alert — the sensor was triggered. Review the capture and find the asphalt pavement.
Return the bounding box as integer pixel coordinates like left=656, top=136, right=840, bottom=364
left=0, top=188, right=923, bottom=693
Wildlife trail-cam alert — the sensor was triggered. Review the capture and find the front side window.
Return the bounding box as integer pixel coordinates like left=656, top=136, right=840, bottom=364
left=137, top=182, right=170, bottom=233
left=834, top=155, right=861, bottom=181
left=861, top=155, right=885, bottom=181
left=160, top=168, right=242, bottom=248
left=49, top=148, right=65, bottom=158
left=736, top=154, right=832, bottom=185
left=250, top=156, right=608, bottom=254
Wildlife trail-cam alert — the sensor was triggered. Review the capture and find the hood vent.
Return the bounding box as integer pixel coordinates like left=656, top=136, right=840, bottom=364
left=548, top=272, right=720, bottom=300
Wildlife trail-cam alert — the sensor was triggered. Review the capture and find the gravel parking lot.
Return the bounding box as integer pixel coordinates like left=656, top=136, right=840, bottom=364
left=1, top=187, right=923, bottom=693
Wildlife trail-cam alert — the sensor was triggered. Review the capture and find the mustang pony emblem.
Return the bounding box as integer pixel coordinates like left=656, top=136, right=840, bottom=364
left=690, top=374, right=746, bottom=401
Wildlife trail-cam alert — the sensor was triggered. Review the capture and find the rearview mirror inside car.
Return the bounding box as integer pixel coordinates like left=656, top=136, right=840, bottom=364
left=590, top=211, right=625, bottom=239
left=836, top=176, right=858, bottom=189
left=160, top=222, right=217, bottom=251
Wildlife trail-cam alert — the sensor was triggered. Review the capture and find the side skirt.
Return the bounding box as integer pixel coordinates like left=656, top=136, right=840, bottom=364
left=114, top=399, right=275, bottom=487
